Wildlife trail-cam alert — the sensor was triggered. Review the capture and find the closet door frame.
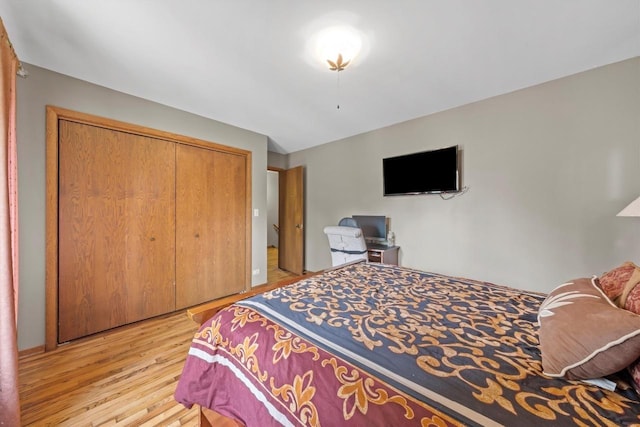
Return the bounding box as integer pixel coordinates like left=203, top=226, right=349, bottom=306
left=45, top=106, right=252, bottom=351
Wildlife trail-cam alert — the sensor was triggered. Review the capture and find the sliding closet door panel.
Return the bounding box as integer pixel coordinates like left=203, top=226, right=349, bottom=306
left=175, top=145, right=246, bottom=309
left=121, top=134, right=176, bottom=322
left=210, top=150, right=247, bottom=295
left=58, top=120, right=176, bottom=342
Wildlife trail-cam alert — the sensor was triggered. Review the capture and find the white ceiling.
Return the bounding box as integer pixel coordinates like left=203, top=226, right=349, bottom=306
left=1, top=1, right=639, bottom=154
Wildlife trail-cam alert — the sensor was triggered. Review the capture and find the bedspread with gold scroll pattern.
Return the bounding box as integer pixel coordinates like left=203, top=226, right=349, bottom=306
left=175, top=263, right=640, bottom=426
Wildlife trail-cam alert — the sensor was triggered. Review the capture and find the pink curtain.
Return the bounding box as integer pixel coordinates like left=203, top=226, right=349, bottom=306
left=0, top=17, right=21, bottom=427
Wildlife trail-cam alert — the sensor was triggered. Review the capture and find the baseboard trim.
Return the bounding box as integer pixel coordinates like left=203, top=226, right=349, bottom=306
left=19, top=345, right=45, bottom=359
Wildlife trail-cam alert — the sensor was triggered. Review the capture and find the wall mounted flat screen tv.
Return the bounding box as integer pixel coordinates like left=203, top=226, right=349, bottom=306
left=383, top=145, right=459, bottom=196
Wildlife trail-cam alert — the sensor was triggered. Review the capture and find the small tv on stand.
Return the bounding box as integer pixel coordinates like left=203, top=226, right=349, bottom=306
left=352, top=215, right=388, bottom=245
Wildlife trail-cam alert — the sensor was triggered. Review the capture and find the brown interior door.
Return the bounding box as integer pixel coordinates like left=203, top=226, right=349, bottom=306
left=278, top=166, right=304, bottom=275
left=175, top=145, right=247, bottom=309
left=58, top=120, right=176, bottom=342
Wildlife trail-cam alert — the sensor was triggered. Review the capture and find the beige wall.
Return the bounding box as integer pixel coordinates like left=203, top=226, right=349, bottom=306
left=17, top=58, right=640, bottom=350
left=16, top=64, right=269, bottom=350
left=267, top=151, right=288, bottom=169
left=289, top=58, right=640, bottom=292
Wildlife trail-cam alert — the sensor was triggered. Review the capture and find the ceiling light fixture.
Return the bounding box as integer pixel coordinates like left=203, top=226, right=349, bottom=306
left=327, top=54, right=349, bottom=72
left=315, top=25, right=362, bottom=67
left=314, top=25, right=362, bottom=110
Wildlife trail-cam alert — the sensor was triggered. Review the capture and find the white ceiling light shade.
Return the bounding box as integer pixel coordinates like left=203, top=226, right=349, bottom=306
left=305, top=23, right=366, bottom=110
left=303, top=22, right=367, bottom=72
left=314, top=25, right=363, bottom=70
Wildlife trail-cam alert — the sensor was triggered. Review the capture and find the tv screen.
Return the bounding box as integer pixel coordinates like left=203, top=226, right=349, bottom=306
left=383, top=145, right=459, bottom=196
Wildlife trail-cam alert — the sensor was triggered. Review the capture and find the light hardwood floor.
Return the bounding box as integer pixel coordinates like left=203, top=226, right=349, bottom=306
left=19, top=312, right=200, bottom=426
left=19, top=247, right=299, bottom=426
left=267, top=246, right=298, bottom=283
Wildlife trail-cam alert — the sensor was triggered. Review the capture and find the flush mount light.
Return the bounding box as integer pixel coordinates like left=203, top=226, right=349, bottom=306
left=311, top=25, right=363, bottom=109
left=314, top=25, right=362, bottom=72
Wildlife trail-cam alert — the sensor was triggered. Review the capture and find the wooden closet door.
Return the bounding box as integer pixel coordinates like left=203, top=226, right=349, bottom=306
left=58, top=121, right=176, bottom=342
left=175, top=145, right=246, bottom=309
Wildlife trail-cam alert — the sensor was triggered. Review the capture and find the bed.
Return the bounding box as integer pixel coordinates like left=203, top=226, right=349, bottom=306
left=175, top=262, right=640, bottom=426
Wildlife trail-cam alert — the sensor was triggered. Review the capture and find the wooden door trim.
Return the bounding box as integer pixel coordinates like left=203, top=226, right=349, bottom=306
left=45, top=107, right=59, bottom=351
left=45, top=105, right=252, bottom=351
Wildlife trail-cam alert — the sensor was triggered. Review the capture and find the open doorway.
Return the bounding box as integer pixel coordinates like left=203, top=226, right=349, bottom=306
left=266, top=170, right=282, bottom=283
left=267, top=166, right=305, bottom=281
left=267, top=170, right=279, bottom=249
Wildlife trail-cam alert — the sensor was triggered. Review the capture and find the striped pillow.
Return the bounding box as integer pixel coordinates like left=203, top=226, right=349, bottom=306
left=538, top=277, right=640, bottom=380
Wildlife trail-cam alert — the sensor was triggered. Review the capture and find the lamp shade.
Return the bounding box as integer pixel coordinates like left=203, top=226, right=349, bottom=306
left=617, top=196, right=640, bottom=217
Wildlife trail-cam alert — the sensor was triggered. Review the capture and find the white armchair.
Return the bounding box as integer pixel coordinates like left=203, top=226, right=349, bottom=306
left=323, top=226, right=368, bottom=267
